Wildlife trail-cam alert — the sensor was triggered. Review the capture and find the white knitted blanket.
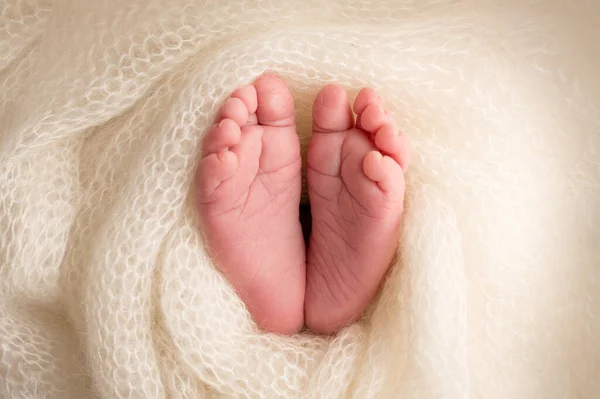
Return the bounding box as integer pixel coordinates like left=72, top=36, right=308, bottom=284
left=1, top=0, right=599, bottom=398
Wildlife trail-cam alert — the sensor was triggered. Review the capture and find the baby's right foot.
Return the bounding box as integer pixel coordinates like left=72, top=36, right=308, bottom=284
left=195, top=74, right=306, bottom=334
left=305, top=84, right=411, bottom=334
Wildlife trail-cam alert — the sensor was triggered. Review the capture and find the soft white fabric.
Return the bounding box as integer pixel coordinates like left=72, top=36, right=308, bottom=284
left=1, top=0, right=599, bottom=397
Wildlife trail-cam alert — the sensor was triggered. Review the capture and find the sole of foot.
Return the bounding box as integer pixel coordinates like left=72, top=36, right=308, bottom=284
left=304, top=84, right=411, bottom=334
left=195, top=74, right=306, bottom=335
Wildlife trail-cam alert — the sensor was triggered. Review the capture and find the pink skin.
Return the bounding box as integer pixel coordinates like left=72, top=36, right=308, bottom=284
left=195, top=74, right=410, bottom=335
left=304, top=84, right=410, bottom=334
left=195, top=74, right=305, bottom=334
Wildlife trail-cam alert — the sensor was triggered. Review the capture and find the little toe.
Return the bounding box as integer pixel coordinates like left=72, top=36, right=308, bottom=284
left=254, top=73, right=295, bottom=127
left=217, top=97, right=249, bottom=126
left=312, top=84, right=354, bottom=133
left=202, top=119, right=242, bottom=155
left=196, top=151, right=239, bottom=202
left=363, top=150, right=404, bottom=195
left=373, top=124, right=411, bottom=172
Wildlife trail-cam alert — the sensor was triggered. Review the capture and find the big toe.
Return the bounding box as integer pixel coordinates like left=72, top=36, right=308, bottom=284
left=254, top=73, right=295, bottom=127
left=312, top=84, right=354, bottom=133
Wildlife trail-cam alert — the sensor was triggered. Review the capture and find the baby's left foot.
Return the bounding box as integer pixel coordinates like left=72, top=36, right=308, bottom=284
left=195, top=74, right=305, bottom=334
left=305, top=84, right=411, bottom=334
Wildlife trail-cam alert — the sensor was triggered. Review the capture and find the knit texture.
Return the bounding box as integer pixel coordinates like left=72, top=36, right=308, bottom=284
left=1, top=0, right=599, bottom=398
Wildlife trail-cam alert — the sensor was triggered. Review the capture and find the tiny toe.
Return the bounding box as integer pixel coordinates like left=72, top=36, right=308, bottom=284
left=360, top=103, right=390, bottom=134
left=232, top=85, right=258, bottom=115
left=374, top=124, right=401, bottom=154
left=254, top=73, right=295, bottom=127
left=202, top=119, right=242, bottom=155
left=363, top=151, right=384, bottom=181
left=353, top=88, right=381, bottom=115
left=312, top=84, right=354, bottom=133
left=217, top=97, right=249, bottom=126
left=373, top=123, right=411, bottom=173
left=353, top=88, right=382, bottom=130
left=196, top=151, right=238, bottom=201
left=363, top=151, right=403, bottom=194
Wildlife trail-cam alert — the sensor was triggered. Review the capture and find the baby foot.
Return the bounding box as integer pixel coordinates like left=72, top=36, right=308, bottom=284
left=305, top=84, right=411, bottom=334
left=195, top=74, right=305, bottom=334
